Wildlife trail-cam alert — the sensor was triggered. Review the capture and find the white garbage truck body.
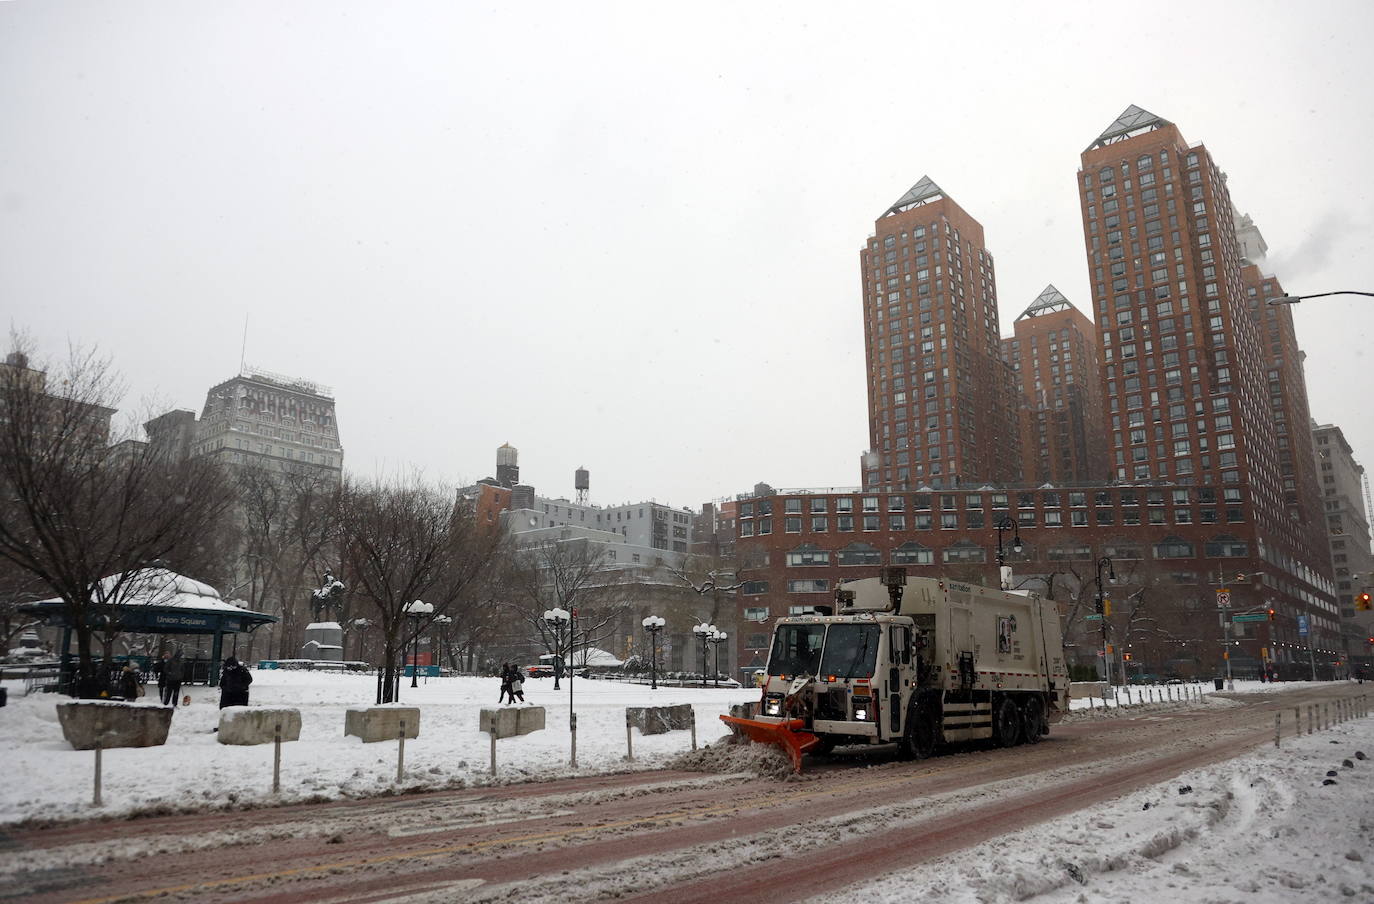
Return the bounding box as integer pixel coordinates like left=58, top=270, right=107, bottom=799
left=735, top=574, right=1068, bottom=765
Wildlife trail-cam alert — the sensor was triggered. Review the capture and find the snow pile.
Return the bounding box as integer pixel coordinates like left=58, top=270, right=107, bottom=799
left=669, top=739, right=794, bottom=779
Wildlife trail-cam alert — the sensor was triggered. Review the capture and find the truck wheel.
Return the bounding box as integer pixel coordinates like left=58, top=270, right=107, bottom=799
left=992, top=696, right=1021, bottom=748
left=897, top=701, right=938, bottom=760
left=1022, top=697, right=1045, bottom=744
left=810, top=737, right=837, bottom=756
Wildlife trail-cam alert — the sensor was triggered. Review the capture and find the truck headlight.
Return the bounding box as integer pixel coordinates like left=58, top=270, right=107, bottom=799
left=852, top=695, right=873, bottom=721
left=764, top=693, right=784, bottom=716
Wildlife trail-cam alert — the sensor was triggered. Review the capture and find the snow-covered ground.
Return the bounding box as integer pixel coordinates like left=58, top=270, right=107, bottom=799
left=0, top=671, right=758, bottom=826
left=2, top=671, right=1370, bottom=902
left=828, top=691, right=1374, bottom=904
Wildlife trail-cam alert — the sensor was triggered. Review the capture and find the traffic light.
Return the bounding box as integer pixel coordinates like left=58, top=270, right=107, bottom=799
left=1123, top=651, right=1133, bottom=661
left=1357, top=592, right=1372, bottom=611
left=1267, top=608, right=1276, bottom=621
left=1103, top=598, right=1112, bottom=618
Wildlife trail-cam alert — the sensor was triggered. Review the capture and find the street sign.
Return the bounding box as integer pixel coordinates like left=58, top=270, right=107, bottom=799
left=1084, top=614, right=1103, bottom=621
left=1297, top=614, right=1309, bottom=637
left=1233, top=613, right=1268, bottom=623
left=1216, top=589, right=1232, bottom=608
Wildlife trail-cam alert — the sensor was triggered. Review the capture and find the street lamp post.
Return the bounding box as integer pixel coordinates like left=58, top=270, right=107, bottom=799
left=431, top=614, right=452, bottom=678
left=709, top=630, right=727, bottom=687
left=692, top=622, right=716, bottom=688
left=544, top=607, right=576, bottom=766
left=994, top=516, right=1023, bottom=591
left=641, top=615, right=665, bottom=690
left=403, top=600, right=433, bottom=689
left=1094, top=556, right=1116, bottom=689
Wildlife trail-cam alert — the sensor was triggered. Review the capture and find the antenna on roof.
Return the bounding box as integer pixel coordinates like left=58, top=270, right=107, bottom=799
left=239, top=314, right=249, bottom=373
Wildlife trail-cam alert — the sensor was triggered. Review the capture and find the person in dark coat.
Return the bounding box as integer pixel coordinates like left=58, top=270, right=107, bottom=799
left=498, top=662, right=514, bottom=704
left=119, top=662, right=142, bottom=701
left=218, top=656, right=252, bottom=708
left=509, top=666, right=526, bottom=704
left=157, top=650, right=184, bottom=707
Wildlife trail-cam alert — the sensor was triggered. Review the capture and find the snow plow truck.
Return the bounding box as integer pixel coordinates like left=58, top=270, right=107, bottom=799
left=722, top=567, right=1068, bottom=772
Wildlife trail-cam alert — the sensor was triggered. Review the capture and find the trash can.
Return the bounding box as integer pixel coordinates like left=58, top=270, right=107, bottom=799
left=1213, top=677, right=1224, bottom=691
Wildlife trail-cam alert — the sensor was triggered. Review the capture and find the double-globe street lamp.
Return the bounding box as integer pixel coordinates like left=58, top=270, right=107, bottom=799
left=692, top=622, right=717, bottom=688
left=430, top=613, right=452, bottom=676
left=708, top=629, right=728, bottom=687
left=994, top=516, right=1023, bottom=591
left=544, top=607, right=577, bottom=767
left=404, top=600, right=434, bottom=689
left=641, top=615, right=665, bottom=690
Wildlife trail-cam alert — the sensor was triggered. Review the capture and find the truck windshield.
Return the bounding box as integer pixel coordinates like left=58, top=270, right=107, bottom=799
left=818, top=624, right=881, bottom=679
left=767, top=624, right=824, bottom=676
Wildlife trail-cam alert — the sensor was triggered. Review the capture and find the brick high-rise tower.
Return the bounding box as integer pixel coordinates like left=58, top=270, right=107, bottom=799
left=1002, top=285, right=1109, bottom=485
left=860, top=176, right=1019, bottom=492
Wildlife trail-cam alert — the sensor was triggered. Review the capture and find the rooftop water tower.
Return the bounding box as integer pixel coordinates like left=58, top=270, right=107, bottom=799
left=575, top=467, right=589, bottom=505
left=496, top=443, right=519, bottom=488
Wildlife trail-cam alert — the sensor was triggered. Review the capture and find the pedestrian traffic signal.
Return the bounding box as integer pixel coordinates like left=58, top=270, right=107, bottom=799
left=1357, top=592, right=1372, bottom=611
left=1267, top=608, right=1276, bottom=621
left=1123, top=652, right=1133, bottom=661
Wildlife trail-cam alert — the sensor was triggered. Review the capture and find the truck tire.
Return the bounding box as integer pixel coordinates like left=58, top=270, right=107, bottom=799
left=810, top=737, right=837, bottom=756
left=897, top=700, right=938, bottom=760
left=1022, top=697, right=1045, bottom=744
left=992, top=696, right=1021, bottom=748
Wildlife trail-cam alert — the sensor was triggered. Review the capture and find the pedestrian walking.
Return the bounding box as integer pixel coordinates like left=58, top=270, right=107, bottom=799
left=498, top=662, right=514, bottom=704
left=118, top=662, right=142, bottom=701
left=218, top=656, right=252, bottom=709
left=157, top=650, right=184, bottom=707
left=510, top=666, right=526, bottom=704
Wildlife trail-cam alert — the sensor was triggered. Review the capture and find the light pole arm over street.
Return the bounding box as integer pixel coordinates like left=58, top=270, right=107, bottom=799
left=1267, top=290, right=1374, bottom=305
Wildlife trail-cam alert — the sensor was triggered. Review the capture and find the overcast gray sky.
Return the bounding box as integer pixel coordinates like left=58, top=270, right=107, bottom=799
left=3, top=1, right=1372, bottom=510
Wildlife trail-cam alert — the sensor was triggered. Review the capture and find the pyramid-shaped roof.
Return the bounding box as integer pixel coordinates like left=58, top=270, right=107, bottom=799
left=884, top=175, right=946, bottom=216
left=1086, top=104, right=1172, bottom=151
left=1016, top=284, right=1074, bottom=321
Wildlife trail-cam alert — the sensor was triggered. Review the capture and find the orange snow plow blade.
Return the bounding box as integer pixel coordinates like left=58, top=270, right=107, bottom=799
left=720, top=715, right=820, bottom=773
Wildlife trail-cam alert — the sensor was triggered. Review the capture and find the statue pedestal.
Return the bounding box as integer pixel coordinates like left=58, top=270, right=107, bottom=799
left=301, top=621, right=343, bottom=662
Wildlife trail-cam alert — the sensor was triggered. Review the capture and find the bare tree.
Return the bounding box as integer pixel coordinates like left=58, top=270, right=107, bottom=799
left=505, top=537, right=630, bottom=676
left=0, top=340, right=236, bottom=696
left=336, top=477, right=504, bottom=703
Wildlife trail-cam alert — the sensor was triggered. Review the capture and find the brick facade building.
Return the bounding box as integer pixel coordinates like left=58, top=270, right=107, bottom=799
left=733, top=106, right=1341, bottom=683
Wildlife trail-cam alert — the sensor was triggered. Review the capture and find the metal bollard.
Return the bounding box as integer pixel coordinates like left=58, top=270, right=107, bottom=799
left=397, top=719, right=406, bottom=783
left=1295, top=706, right=1301, bottom=736
left=93, top=729, right=104, bottom=808
left=1307, top=705, right=1314, bottom=735
left=690, top=708, right=697, bottom=751
left=570, top=712, right=578, bottom=769
left=273, top=724, right=282, bottom=794
left=1323, top=703, right=1328, bottom=731
left=1275, top=712, right=1280, bottom=748
left=489, top=730, right=497, bottom=776
left=625, top=712, right=634, bottom=762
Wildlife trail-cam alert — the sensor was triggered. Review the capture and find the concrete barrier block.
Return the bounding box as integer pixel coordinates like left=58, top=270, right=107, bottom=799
left=217, top=707, right=301, bottom=745
left=481, top=706, right=545, bottom=738
left=345, top=706, right=420, bottom=742
left=626, top=703, right=694, bottom=735
left=57, top=701, right=173, bottom=750
left=724, top=702, right=759, bottom=743
left=1069, top=681, right=1106, bottom=699
left=516, top=706, right=545, bottom=735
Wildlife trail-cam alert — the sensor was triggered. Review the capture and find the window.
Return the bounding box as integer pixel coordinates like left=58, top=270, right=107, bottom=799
left=784, top=499, right=802, bottom=514
left=1204, top=534, right=1248, bottom=558
left=811, top=516, right=829, bottom=532
left=786, top=544, right=831, bottom=566
left=810, top=497, right=828, bottom=513
left=787, top=579, right=830, bottom=594
left=1155, top=536, right=1195, bottom=559
left=863, top=515, right=881, bottom=531
left=837, top=515, right=854, bottom=532
left=836, top=497, right=854, bottom=513
left=785, top=516, right=802, bottom=533
left=1048, top=543, right=1092, bottom=562
left=839, top=542, right=882, bottom=566
left=741, top=582, right=769, bottom=596
left=743, top=606, right=769, bottom=620
left=942, top=541, right=986, bottom=564
left=862, top=496, right=880, bottom=512
left=891, top=541, right=933, bottom=565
